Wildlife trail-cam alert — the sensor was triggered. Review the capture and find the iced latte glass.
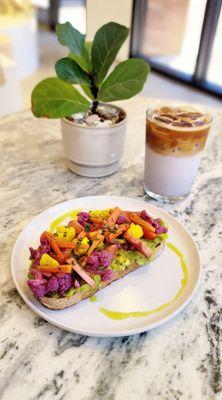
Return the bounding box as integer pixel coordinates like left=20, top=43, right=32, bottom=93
left=144, top=105, right=212, bottom=200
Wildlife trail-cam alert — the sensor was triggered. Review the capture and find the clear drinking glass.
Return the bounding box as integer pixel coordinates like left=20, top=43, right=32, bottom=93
left=144, top=105, right=212, bottom=201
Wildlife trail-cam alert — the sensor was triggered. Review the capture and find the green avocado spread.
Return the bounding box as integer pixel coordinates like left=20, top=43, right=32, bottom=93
left=110, top=235, right=167, bottom=272
left=64, top=274, right=101, bottom=297
left=63, top=235, right=167, bottom=297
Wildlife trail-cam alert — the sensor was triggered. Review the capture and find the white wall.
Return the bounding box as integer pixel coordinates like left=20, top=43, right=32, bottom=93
left=86, top=0, right=133, bottom=61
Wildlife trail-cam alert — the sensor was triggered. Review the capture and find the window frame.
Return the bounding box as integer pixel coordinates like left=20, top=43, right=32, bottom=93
left=130, top=0, right=222, bottom=98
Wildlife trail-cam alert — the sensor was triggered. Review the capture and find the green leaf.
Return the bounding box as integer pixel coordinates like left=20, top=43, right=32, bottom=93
left=31, top=77, right=90, bottom=118
left=69, top=47, right=91, bottom=72
left=98, top=58, right=150, bottom=102
left=56, top=22, right=84, bottom=56
left=91, top=22, right=129, bottom=84
left=55, top=57, right=91, bottom=85
left=80, top=84, right=94, bottom=100
left=85, top=41, right=92, bottom=59
left=56, top=22, right=91, bottom=71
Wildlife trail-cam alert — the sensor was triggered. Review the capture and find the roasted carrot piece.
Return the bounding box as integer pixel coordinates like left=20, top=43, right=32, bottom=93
left=106, top=207, right=122, bottom=228
left=81, top=234, right=105, bottom=266
left=89, top=217, right=104, bottom=225
left=68, top=220, right=84, bottom=234
left=89, top=223, right=103, bottom=232
left=124, top=232, right=152, bottom=258
left=54, top=237, right=76, bottom=249
left=41, top=231, right=65, bottom=263
left=49, top=253, right=62, bottom=263
left=62, top=249, right=72, bottom=260
left=67, top=258, right=95, bottom=287
left=127, top=212, right=156, bottom=233
left=88, top=230, right=102, bottom=240
left=106, top=223, right=129, bottom=241
left=106, top=244, right=118, bottom=260
left=87, top=234, right=104, bottom=257
left=38, top=264, right=72, bottom=273
left=142, top=227, right=157, bottom=240
left=73, top=230, right=87, bottom=246
left=49, top=250, right=71, bottom=263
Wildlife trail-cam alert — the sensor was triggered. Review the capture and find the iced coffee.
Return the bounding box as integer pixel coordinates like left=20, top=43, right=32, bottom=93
left=144, top=105, right=212, bottom=200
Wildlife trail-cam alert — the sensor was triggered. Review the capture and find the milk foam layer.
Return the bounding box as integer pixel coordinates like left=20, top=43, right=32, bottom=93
left=144, top=146, right=202, bottom=197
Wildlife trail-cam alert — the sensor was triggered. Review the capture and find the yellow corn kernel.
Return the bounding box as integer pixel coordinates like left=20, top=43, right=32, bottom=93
left=127, top=223, right=143, bottom=239
left=56, top=226, right=76, bottom=241
left=40, top=254, right=59, bottom=266
left=81, top=237, right=89, bottom=245
left=57, top=226, right=66, bottom=234
left=65, top=227, right=76, bottom=241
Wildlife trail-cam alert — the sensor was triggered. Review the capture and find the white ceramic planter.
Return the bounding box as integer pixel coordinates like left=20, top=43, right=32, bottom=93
left=61, top=105, right=127, bottom=177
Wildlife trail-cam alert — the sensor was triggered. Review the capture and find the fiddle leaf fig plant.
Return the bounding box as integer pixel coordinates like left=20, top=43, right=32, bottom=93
left=31, top=21, right=150, bottom=119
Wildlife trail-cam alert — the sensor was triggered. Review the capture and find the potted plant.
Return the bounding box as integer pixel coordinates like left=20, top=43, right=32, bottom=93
left=31, top=21, right=150, bottom=177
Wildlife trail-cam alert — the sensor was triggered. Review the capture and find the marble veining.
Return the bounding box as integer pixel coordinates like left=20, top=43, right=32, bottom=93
left=0, top=98, right=222, bottom=400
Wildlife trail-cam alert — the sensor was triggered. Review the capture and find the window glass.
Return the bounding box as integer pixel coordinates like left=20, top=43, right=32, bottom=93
left=141, top=0, right=207, bottom=76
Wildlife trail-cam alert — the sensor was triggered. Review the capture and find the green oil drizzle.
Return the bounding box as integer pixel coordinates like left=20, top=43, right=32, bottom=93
left=99, top=242, right=189, bottom=320
left=89, top=295, right=97, bottom=303
left=50, top=209, right=81, bottom=232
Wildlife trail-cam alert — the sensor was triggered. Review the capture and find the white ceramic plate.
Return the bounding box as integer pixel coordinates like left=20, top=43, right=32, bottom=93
left=11, top=196, right=200, bottom=337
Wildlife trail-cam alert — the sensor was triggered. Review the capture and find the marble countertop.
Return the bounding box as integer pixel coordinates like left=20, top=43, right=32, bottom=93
left=0, top=97, right=222, bottom=400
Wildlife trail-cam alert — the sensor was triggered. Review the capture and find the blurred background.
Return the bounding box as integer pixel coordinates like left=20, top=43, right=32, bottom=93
left=0, top=0, right=221, bottom=117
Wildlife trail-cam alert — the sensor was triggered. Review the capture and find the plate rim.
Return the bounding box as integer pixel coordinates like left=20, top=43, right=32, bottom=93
left=11, top=195, right=201, bottom=337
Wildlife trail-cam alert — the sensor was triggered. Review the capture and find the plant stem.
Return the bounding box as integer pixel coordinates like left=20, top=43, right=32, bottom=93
left=89, top=73, right=99, bottom=114
left=91, top=100, right=99, bottom=114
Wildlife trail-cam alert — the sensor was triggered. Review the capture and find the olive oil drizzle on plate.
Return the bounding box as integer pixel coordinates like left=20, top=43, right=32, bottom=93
left=50, top=210, right=80, bottom=232
left=89, top=295, right=98, bottom=302
left=99, top=242, right=189, bottom=320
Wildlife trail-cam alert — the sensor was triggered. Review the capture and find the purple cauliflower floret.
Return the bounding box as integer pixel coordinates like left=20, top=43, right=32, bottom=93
left=102, top=269, right=113, bottom=282
left=29, top=247, right=37, bottom=260
left=140, top=210, right=168, bottom=234
left=98, top=250, right=111, bottom=268
left=116, top=215, right=127, bottom=225
left=151, top=218, right=167, bottom=234
left=87, top=253, right=100, bottom=269
left=28, top=273, right=72, bottom=298
left=27, top=278, right=47, bottom=298
left=87, top=250, right=111, bottom=269
left=122, top=243, right=129, bottom=251
left=57, top=274, right=72, bottom=296
left=86, top=250, right=112, bottom=280
left=140, top=210, right=155, bottom=225
left=29, top=244, right=51, bottom=265
left=122, top=243, right=135, bottom=251
left=47, top=276, right=59, bottom=293
left=29, top=269, right=44, bottom=280
left=77, top=212, right=89, bottom=227
left=46, top=273, right=72, bottom=295
left=40, top=236, right=49, bottom=246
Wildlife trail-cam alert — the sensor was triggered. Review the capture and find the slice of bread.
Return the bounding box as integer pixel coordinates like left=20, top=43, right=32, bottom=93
left=40, top=239, right=165, bottom=310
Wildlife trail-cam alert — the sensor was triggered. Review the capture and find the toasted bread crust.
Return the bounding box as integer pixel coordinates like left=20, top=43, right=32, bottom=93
left=39, top=241, right=165, bottom=310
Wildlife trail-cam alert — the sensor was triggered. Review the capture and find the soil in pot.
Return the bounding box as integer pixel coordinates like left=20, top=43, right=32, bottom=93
left=66, top=103, right=125, bottom=128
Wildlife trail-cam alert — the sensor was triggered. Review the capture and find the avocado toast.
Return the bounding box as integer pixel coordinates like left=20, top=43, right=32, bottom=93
left=27, top=207, right=168, bottom=310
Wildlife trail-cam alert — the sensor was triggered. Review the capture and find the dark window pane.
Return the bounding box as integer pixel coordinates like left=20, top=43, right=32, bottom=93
left=207, top=9, right=222, bottom=87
